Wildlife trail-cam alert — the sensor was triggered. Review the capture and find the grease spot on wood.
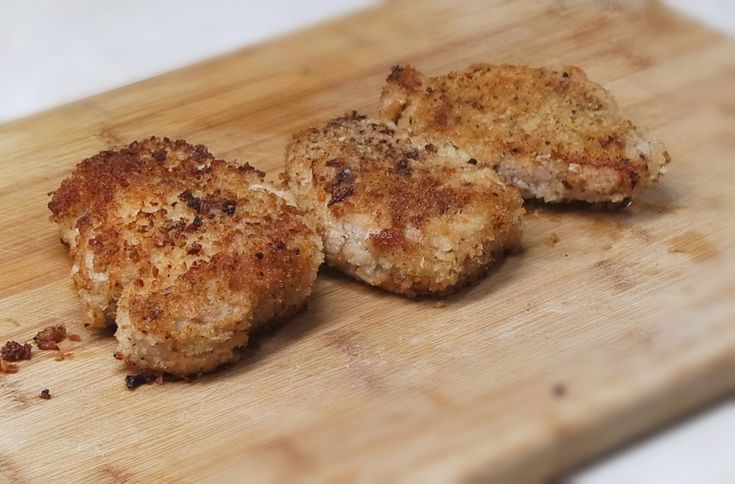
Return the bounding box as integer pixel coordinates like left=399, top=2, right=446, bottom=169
left=635, top=201, right=680, bottom=215
left=593, top=258, right=638, bottom=291
left=0, top=317, right=21, bottom=328
left=423, top=388, right=454, bottom=410
left=324, top=328, right=361, bottom=358
left=669, top=231, right=719, bottom=262
left=98, top=464, right=133, bottom=484
left=324, top=328, right=385, bottom=390
left=0, top=379, right=30, bottom=410
left=0, top=454, right=26, bottom=483
left=269, top=436, right=311, bottom=469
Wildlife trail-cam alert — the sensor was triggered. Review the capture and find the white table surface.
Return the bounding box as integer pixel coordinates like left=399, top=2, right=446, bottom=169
left=1, top=1, right=733, bottom=482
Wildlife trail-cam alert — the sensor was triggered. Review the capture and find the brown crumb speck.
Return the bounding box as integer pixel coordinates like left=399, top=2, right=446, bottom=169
left=34, top=324, right=67, bottom=350
left=546, top=232, right=560, bottom=247
left=68, top=334, right=81, bottom=342
left=0, top=358, right=19, bottom=373
left=54, top=351, right=74, bottom=362
left=39, top=389, right=52, bottom=400
left=125, top=373, right=156, bottom=390
left=1, top=341, right=32, bottom=361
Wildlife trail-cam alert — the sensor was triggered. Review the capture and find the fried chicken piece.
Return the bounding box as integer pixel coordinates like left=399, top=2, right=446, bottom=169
left=49, top=137, right=323, bottom=375
left=380, top=64, right=670, bottom=203
left=285, top=112, right=524, bottom=297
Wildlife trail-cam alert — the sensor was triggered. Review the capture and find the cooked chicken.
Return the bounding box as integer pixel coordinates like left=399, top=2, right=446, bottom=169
left=49, top=137, right=323, bottom=375
left=284, top=112, right=524, bottom=297
left=380, top=64, right=670, bottom=203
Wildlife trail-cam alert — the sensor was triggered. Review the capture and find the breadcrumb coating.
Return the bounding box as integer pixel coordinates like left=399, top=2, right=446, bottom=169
left=49, top=137, right=323, bottom=375
left=285, top=113, right=524, bottom=297
left=380, top=64, right=670, bottom=203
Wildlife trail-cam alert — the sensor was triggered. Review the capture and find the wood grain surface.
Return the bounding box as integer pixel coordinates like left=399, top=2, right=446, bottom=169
left=1, top=0, right=734, bottom=482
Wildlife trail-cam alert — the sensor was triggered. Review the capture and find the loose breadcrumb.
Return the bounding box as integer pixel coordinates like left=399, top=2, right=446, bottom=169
left=1, top=341, right=32, bottom=361
left=34, top=324, right=67, bottom=350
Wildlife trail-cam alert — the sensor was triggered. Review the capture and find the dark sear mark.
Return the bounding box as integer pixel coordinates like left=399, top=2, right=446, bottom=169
left=395, top=159, right=412, bottom=176
left=222, top=200, right=236, bottom=216
left=468, top=158, right=478, bottom=165
left=179, top=190, right=202, bottom=212
left=39, top=389, right=52, bottom=400
left=152, top=149, right=167, bottom=161
left=329, top=168, right=355, bottom=206
left=404, top=149, right=420, bottom=160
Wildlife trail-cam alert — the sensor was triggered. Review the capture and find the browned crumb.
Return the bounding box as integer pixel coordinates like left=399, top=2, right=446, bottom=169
left=34, top=324, right=67, bottom=350
left=54, top=352, right=74, bottom=362
left=546, top=232, right=561, bottom=247
left=67, top=333, right=81, bottom=342
left=432, top=302, right=448, bottom=309
left=0, top=358, right=19, bottom=373
left=39, top=389, right=52, bottom=399
left=1, top=341, right=32, bottom=361
left=125, top=373, right=157, bottom=390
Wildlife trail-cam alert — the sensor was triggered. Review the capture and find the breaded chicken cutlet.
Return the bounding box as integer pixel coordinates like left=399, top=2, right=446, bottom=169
left=285, top=112, right=524, bottom=297
left=380, top=64, right=670, bottom=203
left=49, top=137, right=323, bottom=375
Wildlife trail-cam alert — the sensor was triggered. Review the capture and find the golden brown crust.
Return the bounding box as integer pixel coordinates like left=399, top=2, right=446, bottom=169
left=49, top=138, right=223, bottom=224
left=379, top=64, right=670, bottom=203
left=285, top=112, right=524, bottom=297
left=49, top=137, right=323, bottom=375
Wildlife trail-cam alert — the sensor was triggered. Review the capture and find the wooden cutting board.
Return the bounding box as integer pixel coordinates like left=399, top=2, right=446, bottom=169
left=1, top=0, right=733, bottom=482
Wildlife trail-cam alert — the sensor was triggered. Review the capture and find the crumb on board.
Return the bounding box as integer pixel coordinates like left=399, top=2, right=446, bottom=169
left=0, top=358, right=19, bottom=373
left=125, top=373, right=156, bottom=390
left=34, top=324, right=67, bottom=350
left=432, top=301, right=448, bottom=309
left=1, top=341, right=32, bottom=361
left=68, top=334, right=81, bottom=342
left=39, top=389, right=52, bottom=400
left=546, top=232, right=561, bottom=247
left=54, top=351, right=74, bottom=362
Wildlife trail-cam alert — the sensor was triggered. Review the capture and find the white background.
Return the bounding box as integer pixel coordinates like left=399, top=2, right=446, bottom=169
left=1, top=1, right=733, bottom=482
